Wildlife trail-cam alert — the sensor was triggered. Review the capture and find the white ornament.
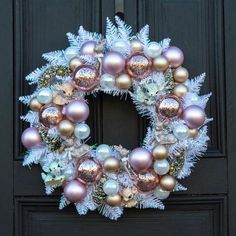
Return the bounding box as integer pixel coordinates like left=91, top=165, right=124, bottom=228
left=103, top=179, right=119, bottom=195
left=62, top=166, right=77, bottom=181
left=96, top=144, right=112, bottom=161
left=100, top=74, right=116, bottom=89
left=173, top=123, right=189, bottom=140
left=74, top=123, right=90, bottom=140
left=112, top=39, right=129, bottom=54
left=36, top=88, right=53, bottom=104
left=154, top=186, right=170, bottom=200
left=154, top=160, right=170, bottom=175
left=146, top=42, right=162, bottom=58
left=64, top=46, right=79, bottom=61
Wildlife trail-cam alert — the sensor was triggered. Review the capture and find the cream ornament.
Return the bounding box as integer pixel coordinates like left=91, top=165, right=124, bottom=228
left=19, top=17, right=212, bottom=220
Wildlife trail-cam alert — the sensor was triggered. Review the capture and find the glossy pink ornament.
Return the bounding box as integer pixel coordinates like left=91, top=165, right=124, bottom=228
left=21, top=127, right=42, bottom=149
left=102, top=52, right=125, bottom=74
left=183, top=105, right=206, bottom=128
left=129, top=147, right=153, bottom=173
left=80, top=40, right=97, bottom=55
left=65, top=100, right=89, bottom=123
left=163, top=46, right=184, bottom=68
left=63, top=180, right=87, bottom=202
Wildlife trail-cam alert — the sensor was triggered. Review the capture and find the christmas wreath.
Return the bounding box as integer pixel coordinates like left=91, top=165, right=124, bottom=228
left=19, top=17, right=212, bottom=220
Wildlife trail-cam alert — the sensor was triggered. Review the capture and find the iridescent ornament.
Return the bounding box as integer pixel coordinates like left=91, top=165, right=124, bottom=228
left=112, top=39, right=129, bottom=54
left=153, top=159, right=170, bottom=175
left=115, top=74, right=132, bottom=89
left=152, top=145, right=168, bottom=160
left=58, top=120, right=74, bottom=137
left=64, top=46, right=79, bottom=61
left=126, top=52, right=152, bottom=79
left=173, top=66, right=189, bottom=83
left=173, top=84, right=188, bottom=98
left=130, top=39, right=144, bottom=52
left=146, top=42, right=162, bottom=58
left=160, top=175, right=176, bottom=191
left=153, top=55, right=169, bottom=72
left=103, top=179, right=119, bottom=195
left=163, top=46, right=184, bottom=68
left=173, top=123, right=189, bottom=140
left=69, top=57, right=82, bottom=71
left=36, top=88, right=53, bottom=104
left=74, top=123, right=90, bottom=140
left=29, top=97, right=43, bottom=111
left=73, top=65, right=99, bottom=91
left=80, top=40, right=97, bottom=55
left=136, top=170, right=159, bottom=192
left=21, top=127, right=42, bottom=149
left=106, top=194, right=122, bottom=206
left=96, top=144, right=112, bottom=161
left=103, top=157, right=120, bottom=172
left=154, top=186, right=170, bottom=200
left=100, top=74, right=116, bottom=89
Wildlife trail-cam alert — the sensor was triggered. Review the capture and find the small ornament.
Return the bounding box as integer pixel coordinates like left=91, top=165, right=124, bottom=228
left=21, top=127, right=42, bottom=149
left=173, top=84, right=188, bottom=98
left=115, top=74, right=132, bottom=90
left=77, top=157, right=102, bottom=183
left=153, top=159, right=170, bottom=175
left=39, top=104, right=63, bottom=127
left=96, top=144, right=112, bottom=161
left=129, top=147, right=153, bottom=172
left=130, top=39, right=144, bottom=52
left=65, top=100, right=89, bottom=123
left=173, top=66, right=189, bottom=83
left=103, top=179, right=120, bottom=196
left=126, top=52, right=152, bottom=79
left=62, top=165, right=77, bottom=181
left=64, top=46, right=79, bottom=61
left=29, top=97, right=43, bottom=111
left=58, top=120, right=74, bottom=137
left=136, top=170, right=159, bottom=192
left=154, top=186, right=170, bottom=200
left=73, top=65, right=99, bottom=91
left=36, top=88, right=53, bottom=104
left=69, top=57, right=83, bottom=71
left=80, top=40, right=97, bottom=55
left=103, top=157, right=120, bottom=172
left=146, top=42, right=162, bottom=58
left=156, top=95, right=182, bottom=119
left=160, top=175, right=176, bottom=191
left=100, top=73, right=116, bottom=89
left=152, top=145, right=168, bottom=160
left=183, top=105, right=206, bottom=128
left=189, top=128, right=198, bottom=138
left=163, top=46, right=184, bottom=68
left=173, top=123, right=189, bottom=140
left=63, top=180, right=87, bottom=202
left=106, top=194, right=123, bottom=206
left=153, top=55, right=169, bottom=72
left=102, top=51, right=125, bottom=74
left=74, top=123, right=90, bottom=140
left=112, top=39, right=129, bottom=54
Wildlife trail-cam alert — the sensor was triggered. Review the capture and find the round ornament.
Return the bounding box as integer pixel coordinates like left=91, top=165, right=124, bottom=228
left=146, top=42, right=162, bottom=58
left=69, top=57, right=83, bottom=71
left=153, top=159, right=170, bottom=175
left=103, top=157, right=120, bottom=172
left=163, top=46, right=184, bottom=68
left=21, top=127, right=42, bottom=149
left=112, top=39, right=129, bottom=54
left=58, top=120, right=74, bottom=137
left=130, top=39, right=144, bottom=52
left=115, top=74, right=132, bottom=89
left=136, top=170, right=159, bottom=192
left=152, top=145, right=168, bottom=160
left=103, top=179, right=120, bottom=196
left=173, top=66, right=189, bottom=83
left=29, top=97, right=43, bottom=111
left=36, top=88, right=53, bottom=104
left=160, top=175, right=176, bottom=191
left=153, top=55, right=169, bottom=72
left=189, top=128, right=198, bottom=138
left=74, top=123, right=90, bottom=140
left=154, top=186, right=170, bottom=200
left=106, top=194, right=123, bottom=206
left=173, top=84, right=188, bottom=98
left=173, top=123, right=189, bottom=140
left=100, top=74, right=116, bottom=89
left=96, top=144, right=112, bottom=161
left=80, top=41, right=97, bottom=55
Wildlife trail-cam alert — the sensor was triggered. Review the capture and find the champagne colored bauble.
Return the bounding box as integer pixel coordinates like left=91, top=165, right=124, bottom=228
left=106, top=194, right=123, bottom=206
left=154, top=186, right=170, bottom=200
left=80, top=40, right=97, bottom=55
left=152, top=145, right=168, bottom=160
left=173, top=84, right=188, bottom=98
left=136, top=170, right=159, bottom=192
left=73, top=65, right=99, bottom=91
left=77, top=157, right=102, bottom=183
left=39, top=104, right=63, bottom=127
left=173, top=123, right=189, bottom=140
left=96, top=144, right=112, bottom=161
left=163, top=46, right=184, bottom=68
left=103, top=179, right=120, bottom=196
left=116, top=74, right=132, bottom=89
left=173, top=66, right=189, bottom=83
left=112, top=39, right=129, bottom=54
left=153, top=159, right=170, bottom=175
left=74, top=123, right=90, bottom=140
left=153, top=55, right=169, bottom=72
left=126, top=52, right=152, bottom=79
left=29, top=97, right=43, bottom=111
left=160, top=175, right=176, bottom=191
left=129, top=147, right=153, bottom=172
left=130, top=39, right=144, bottom=52
left=36, top=88, right=53, bottom=104
left=65, top=100, right=89, bottom=123
left=189, top=128, right=198, bottom=138
left=100, top=73, right=116, bottom=89
left=183, top=105, right=206, bottom=128
left=102, top=51, right=125, bottom=74
left=58, top=120, right=74, bottom=137
left=63, top=180, right=87, bottom=202
left=64, top=46, right=79, bottom=61
left=69, top=57, right=83, bottom=71
left=146, top=42, right=162, bottom=58
left=103, top=157, right=120, bottom=172
left=21, top=127, right=42, bottom=149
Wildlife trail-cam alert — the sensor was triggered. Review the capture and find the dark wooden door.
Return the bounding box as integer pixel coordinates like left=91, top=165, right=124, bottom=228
left=1, top=0, right=236, bottom=235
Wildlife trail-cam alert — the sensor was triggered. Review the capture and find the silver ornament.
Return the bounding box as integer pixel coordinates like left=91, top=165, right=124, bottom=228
left=36, top=88, right=53, bottom=104
left=64, top=46, right=79, bottom=61
left=100, top=74, right=116, bottom=89
left=112, top=39, right=129, bottom=54
left=154, top=186, right=170, bottom=200
left=153, top=159, right=170, bottom=175
left=146, top=42, right=162, bottom=58
left=103, top=179, right=119, bottom=195
left=74, top=123, right=90, bottom=140
left=173, top=123, right=189, bottom=140
left=96, top=144, right=112, bottom=161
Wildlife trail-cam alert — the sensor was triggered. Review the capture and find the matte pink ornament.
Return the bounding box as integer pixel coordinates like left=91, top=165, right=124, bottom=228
left=63, top=180, right=87, bottom=202
left=80, top=40, right=97, bottom=55
left=163, top=46, right=184, bottom=68
left=65, top=100, right=89, bottom=123
left=102, top=51, right=125, bottom=74
left=21, top=127, right=42, bottom=149
left=183, top=105, right=206, bottom=128
left=129, top=147, right=153, bottom=173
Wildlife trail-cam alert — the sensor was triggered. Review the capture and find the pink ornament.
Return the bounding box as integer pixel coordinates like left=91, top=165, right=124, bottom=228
left=65, top=100, right=89, bottom=123
left=129, top=147, right=153, bottom=173
left=163, top=46, right=184, bottom=68
left=102, top=52, right=125, bottom=74
left=183, top=105, right=206, bottom=128
left=63, top=180, right=87, bottom=202
left=80, top=40, right=97, bottom=55
left=21, top=127, right=42, bottom=149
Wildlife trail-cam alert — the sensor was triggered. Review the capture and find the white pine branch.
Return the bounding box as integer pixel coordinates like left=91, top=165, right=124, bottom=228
left=98, top=204, right=123, bottom=220
left=106, top=17, right=118, bottom=49
left=136, top=193, right=165, bottom=210
left=66, top=32, right=79, bottom=47
left=19, top=94, right=34, bottom=105
left=42, top=50, right=66, bottom=65
left=174, top=182, right=187, bottom=192
left=115, top=16, right=132, bottom=42
left=20, top=111, right=39, bottom=125
left=23, top=146, right=48, bottom=166
left=137, top=24, right=150, bottom=47
left=188, top=73, right=206, bottom=94
left=59, top=193, right=70, bottom=210
left=25, top=64, right=49, bottom=85
left=159, top=38, right=171, bottom=50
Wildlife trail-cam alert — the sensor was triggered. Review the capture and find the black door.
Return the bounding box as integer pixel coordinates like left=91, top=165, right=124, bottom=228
left=1, top=0, right=236, bottom=235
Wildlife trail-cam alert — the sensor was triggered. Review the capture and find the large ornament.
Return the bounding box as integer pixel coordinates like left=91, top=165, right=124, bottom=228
left=163, top=46, right=184, bottom=68
left=136, top=170, right=159, bottom=192
left=102, top=52, right=125, bottom=74
left=80, top=41, right=97, bottom=55
left=103, top=179, right=120, bottom=195
left=160, top=175, right=176, bottom=191
left=21, top=127, right=42, bottom=149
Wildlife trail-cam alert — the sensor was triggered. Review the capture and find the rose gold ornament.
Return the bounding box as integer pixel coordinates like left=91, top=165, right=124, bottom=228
left=189, top=128, right=198, bottom=138
left=173, top=66, right=189, bottom=83
left=29, top=97, right=43, bottom=111
left=130, top=39, right=144, bottom=52
left=80, top=40, right=97, bottom=55
left=39, top=104, right=63, bottom=127
left=115, top=74, right=132, bottom=89
left=106, top=194, right=123, bottom=206
left=69, top=57, right=83, bottom=71
left=160, top=175, right=176, bottom=191
left=153, top=55, right=169, bottom=72
left=152, top=145, right=168, bottom=160
left=73, top=65, right=99, bottom=91
left=58, top=120, right=74, bottom=137
left=136, top=170, right=159, bottom=192
left=126, top=52, right=152, bottom=79
left=173, top=84, right=188, bottom=98
left=21, top=127, right=42, bottom=149
left=103, top=157, right=120, bottom=172
left=77, top=157, right=102, bottom=183
left=163, top=46, right=184, bottom=68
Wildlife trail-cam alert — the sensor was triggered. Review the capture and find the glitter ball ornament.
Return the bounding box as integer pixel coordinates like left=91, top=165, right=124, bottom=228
left=21, top=127, right=42, bottom=149
left=163, top=46, right=184, bottom=68
left=126, top=52, right=152, bottom=79
left=80, top=40, right=97, bottom=55
left=136, top=170, right=159, bottom=192
left=73, top=65, right=99, bottom=91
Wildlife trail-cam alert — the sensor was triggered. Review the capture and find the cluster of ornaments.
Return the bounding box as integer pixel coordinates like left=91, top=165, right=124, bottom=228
left=19, top=17, right=212, bottom=220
